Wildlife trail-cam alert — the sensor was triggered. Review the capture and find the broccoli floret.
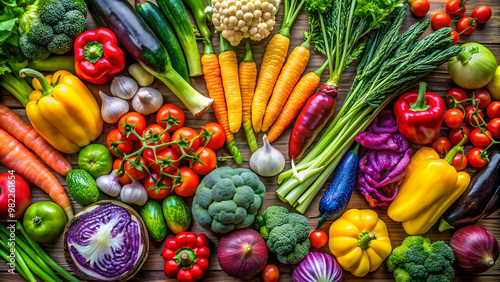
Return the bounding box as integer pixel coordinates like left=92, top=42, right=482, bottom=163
left=393, top=268, right=412, bottom=282
left=387, top=245, right=409, bottom=272
left=26, top=20, right=54, bottom=45
left=47, top=34, right=73, bottom=55
left=19, top=33, right=50, bottom=60
left=423, top=253, right=447, bottom=273
left=61, top=10, right=86, bottom=38
left=402, top=236, right=426, bottom=248
left=276, top=238, right=311, bottom=264
left=267, top=224, right=297, bottom=254
left=59, top=0, right=87, bottom=15
left=287, top=213, right=310, bottom=241
left=426, top=274, right=448, bottom=282
left=430, top=241, right=455, bottom=264
left=37, top=0, right=65, bottom=25
left=405, top=262, right=429, bottom=280
left=52, top=21, right=65, bottom=34
left=442, top=261, right=455, bottom=281
left=404, top=244, right=430, bottom=265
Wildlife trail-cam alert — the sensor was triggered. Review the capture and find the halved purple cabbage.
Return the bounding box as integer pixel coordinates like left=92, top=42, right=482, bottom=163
left=293, top=252, right=342, bottom=282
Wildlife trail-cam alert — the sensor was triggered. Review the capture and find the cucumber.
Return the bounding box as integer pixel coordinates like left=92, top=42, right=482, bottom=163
left=136, top=2, right=190, bottom=83
left=162, top=195, right=191, bottom=234
left=140, top=199, right=168, bottom=241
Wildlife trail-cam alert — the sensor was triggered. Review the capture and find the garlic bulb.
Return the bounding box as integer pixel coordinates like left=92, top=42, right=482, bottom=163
left=128, top=63, right=154, bottom=86
left=99, top=91, right=129, bottom=123
left=120, top=179, right=148, bottom=206
left=110, top=75, right=139, bottom=99
left=96, top=171, right=122, bottom=197
left=132, top=87, right=163, bottom=115
left=250, top=135, right=285, bottom=177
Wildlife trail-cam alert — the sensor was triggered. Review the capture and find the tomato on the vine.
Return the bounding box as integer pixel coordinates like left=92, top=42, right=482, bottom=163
left=144, top=172, right=171, bottom=200
left=443, top=109, right=464, bottom=128
left=431, top=12, right=451, bottom=30
left=451, top=154, right=468, bottom=171
left=432, top=137, right=452, bottom=155
left=309, top=230, right=328, bottom=248
left=142, top=124, right=170, bottom=161
left=190, top=147, right=217, bottom=176
left=464, top=106, right=484, bottom=127
left=445, top=88, right=467, bottom=108
left=470, top=128, right=493, bottom=147
left=447, top=30, right=459, bottom=46
left=113, top=158, right=132, bottom=185
left=199, top=122, right=225, bottom=150
left=468, top=147, right=488, bottom=168
left=118, top=112, right=146, bottom=141
left=472, top=5, right=492, bottom=24
left=172, top=167, right=199, bottom=197
left=262, top=264, right=279, bottom=282
left=147, top=148, right=180, bottom=175
left=106, top=128, right=133, bottom=157
left=124, top=156, right=149, bottom=180
left=472, top=89, right=492, bottom=110
left=171, top=127, right=200, bottom=156
left=445, top=0, right=466, bottom=17
left=486, top=101, right=500, bottom=119
left=449, top=126, right=470, bottom=145
left=457, top=17, right=477, bottom=35
left=487, top=118, right=500, bottom=138
left=156, top=103, right=185, bottom=133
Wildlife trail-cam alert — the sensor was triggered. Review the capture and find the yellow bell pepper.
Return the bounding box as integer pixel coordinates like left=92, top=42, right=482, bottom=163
left=329, top=209, right=392, bottom=277
left=21, top=69, right=103, bottom=153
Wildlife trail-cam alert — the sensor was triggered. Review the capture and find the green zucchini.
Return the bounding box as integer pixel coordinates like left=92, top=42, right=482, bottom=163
left=162, top=195, right=191, bottom=234
left=157, top=0, right=203, bottom=77
left=140, top=199, right=168, bottom=241
left=182, top=0, right=211, bottom=43
left=136, top=2, right=190, bottom=83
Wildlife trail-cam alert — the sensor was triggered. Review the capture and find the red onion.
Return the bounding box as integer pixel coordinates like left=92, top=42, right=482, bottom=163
left=293, top=252, right=342, bottom=282
left=450, top=225, right=499, bottom=273
left=217, top=229, right=268, bottom=280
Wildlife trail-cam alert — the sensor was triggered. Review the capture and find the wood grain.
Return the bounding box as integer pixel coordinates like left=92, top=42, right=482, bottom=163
left=1, top=0, right=500, bottom=281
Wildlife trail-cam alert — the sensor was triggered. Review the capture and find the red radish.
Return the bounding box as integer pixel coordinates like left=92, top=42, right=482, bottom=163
left=450, top=225, right=499, bottom=274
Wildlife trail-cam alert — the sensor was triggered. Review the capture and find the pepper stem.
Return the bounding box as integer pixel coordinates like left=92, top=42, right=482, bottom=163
left=174, top=248, right=197, bottom=269
left=33, top=216, right=42, bottom=226
left=409, top=82, right=431, bottom=111
left=358, top=231, right=377, bottom=250
left=443, top=127, right=467, bottom=164
left=19, top=68, right=52, bottom=97
left=84, top=41, right=104, bottom=64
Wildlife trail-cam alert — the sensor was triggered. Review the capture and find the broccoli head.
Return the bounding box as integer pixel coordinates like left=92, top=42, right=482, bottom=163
left=404, top=244, right=430, bottom=265
left=387, top=245, right=409, bottom=272
left=19, top=33, right=50, bottom=60
left=405, top=262, right=428, bottom=280
left=276, top=239, right=311, bottom=264
left=47, top=34, right=73, bottom=54
left=26, top=20, right=54, bottom=45
left=430, top=241, right=455, bottom=264
left=37, top=0, right=65, bottom=25
left=61, top=10, right=86, bottom=38
left=59, top=0, right=88, bottom=15
left=393, top=268, right=412, bottom=282
left=424, top=253, right=448, bottom=273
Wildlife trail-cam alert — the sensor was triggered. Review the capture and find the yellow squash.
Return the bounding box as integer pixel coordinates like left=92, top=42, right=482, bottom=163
left=329, top=209, right=392, bottom=277
left=22, top=69, right=103, bottom=153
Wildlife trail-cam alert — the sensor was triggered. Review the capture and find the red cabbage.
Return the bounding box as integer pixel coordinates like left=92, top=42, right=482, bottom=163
left=293, top=252, right=342, bottom=282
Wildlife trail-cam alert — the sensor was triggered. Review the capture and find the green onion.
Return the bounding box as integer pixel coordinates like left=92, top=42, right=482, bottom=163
left=0, top=243, right=28, bottom=280
left=0, top=234, right=36, bottom=282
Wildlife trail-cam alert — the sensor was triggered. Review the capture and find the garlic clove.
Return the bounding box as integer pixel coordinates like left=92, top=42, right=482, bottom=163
left=99, top=91, right=129, bottom=123
left=110, top=75, right=139, bottom=100
left=96, top=172, right=121, bottom=197
left=250, top=134, right=285, bottom=177
left=132, top=87, right=163, bottom=115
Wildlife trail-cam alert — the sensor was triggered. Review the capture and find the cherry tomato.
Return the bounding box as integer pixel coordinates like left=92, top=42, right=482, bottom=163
left=472, top=5, right=492, bottom=24
left=468, top=147, right=488, bottom=168
left=431, top=12, right=451, bottom=30
left=449, top=126, right=470, bottom=145
left=171, top=127, right=200, bottom=156
left=445, top=88, right=467, bottom=108
left=464, top=106, right=484, bottom=127
left=487, top=118, right=500, bottom=138
left=445, top=0, right=466, bottom=17
left=309, top=230, right=328, bottom=248
left=113, top=158, right=132, bottom=185
left=470, top=128, right=493, bottom=147
left=124, top=156, right=149, bottom=180
left=486, top=101, right=500, bottom=119
left=142, top=124, right=170, bottom=161
left=472, top=89, right=492, bottom=110
left=147, top=148, right=180, bottom=175
left=189, top=148, right=217, bottom=176
left=262, top=264, right=279, bottom=282
left=106, top=128, right=133, bottom=157
left=448, top=30, right=459, bottom=46
left=451, top=154, right=468, bottom=171
left=156, top=103, right=185, bottom=133
left=409, top=0, right=430, bottom=17
left=118, top=112, right=146, bottom=141
left=457, top=17, right=477, bottom=35
left=432, top=137, right=452, bottom=155
left=444, top=109, right=464, bottom=128
left=172, top=167, right=200, bottom=197
left=199, top=122, right=225, bottom=150
left=144, top=171, right=171, bottom=200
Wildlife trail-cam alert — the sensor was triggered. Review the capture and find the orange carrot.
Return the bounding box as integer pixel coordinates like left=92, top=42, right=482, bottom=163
left=0, top=129, right=73, bottom=219
left=261, top=39, right=311, bottom=132
left=0, top=104, right=72, bottom=176
left=267, top=61, right=328, bottom=143
left=239, top=39, right=258, bottom=152
left=219, top=34, right=242, bottom=133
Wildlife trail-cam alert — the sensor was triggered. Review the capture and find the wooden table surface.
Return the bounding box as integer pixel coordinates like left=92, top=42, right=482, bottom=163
left=1, top=0, right=500, bottom=281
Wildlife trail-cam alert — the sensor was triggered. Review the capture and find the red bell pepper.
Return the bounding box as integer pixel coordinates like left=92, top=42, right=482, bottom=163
left=74, top=28, right=126, bottom=85
left=162, top=232, right=210, bottom=282
left=394, top=82, right=445, bottom=145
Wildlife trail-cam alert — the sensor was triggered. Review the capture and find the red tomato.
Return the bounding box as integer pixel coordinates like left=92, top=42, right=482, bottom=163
left=486, top=101, right=500, bottom=119
left=142, top=124, right=170, bottom=161
left=445, top=88, right=467, bottom=108
left=199, top=122, right=225, bottom=150
left=171, top=127, right=200, bottom=156
left=190, top=148, right=217, bottom=176
left=443, top=109, right=464, bottom=128
left=309, top=230, right=328, bottom=248
left=468, top=147, right=488, bottom=168
left=472, top=89, right=492, bottom=110
left=432, top=137, right=452, bottom=155
left=118, top=112, right=146, bottom=141
left=431, top=12, right=451, bottom=30
left=409, top=0, right=430, bottom=17
left=445, top=0, right=466, bottom=17
left=113, top=158, right=132, bottom=185
left=124, top=156, right=149, bottom=180
left=457, top=17, right=477, bottom=35
left=470, top=128, right=493, bottom=147
left=487, top=118, right=500, bottom=138
left=472, top=5, right=492, bottom=24
left=144, top=172, right=171, bottom=200
left=451, top=154, right=468, bottom=171
left=262, top=264, right=279, bottom=282
left=448, top=30, right=459, bottom=46
left=147, top=148, right=180, bottom=175
left=172, top=167, right=200, bottom=197
left=156, top=103, right=185, bottom=133
left=449, top=126, right=470, bottom=145
left=106, top=128, right=133, bottom=157
left=464, top=106, right=484, bottom=127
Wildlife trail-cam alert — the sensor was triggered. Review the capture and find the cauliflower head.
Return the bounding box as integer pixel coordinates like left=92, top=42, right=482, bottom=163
left=211, top=0, right=281, bottom=46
